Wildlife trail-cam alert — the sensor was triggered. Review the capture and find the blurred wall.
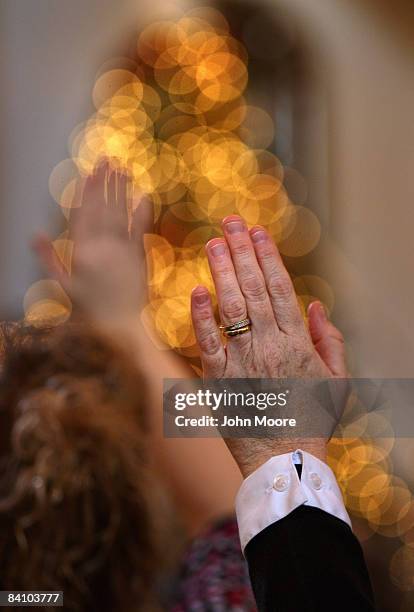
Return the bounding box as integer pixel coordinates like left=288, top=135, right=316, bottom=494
left=1, top=0, right=414, bottom=377
left=273, top=0, right=414, bottom=377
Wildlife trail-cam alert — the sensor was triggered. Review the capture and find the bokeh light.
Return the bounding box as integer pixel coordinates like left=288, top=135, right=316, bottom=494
left=42, top=7, right=326, bottom=353
left=25, top=7, right=413, bottom=595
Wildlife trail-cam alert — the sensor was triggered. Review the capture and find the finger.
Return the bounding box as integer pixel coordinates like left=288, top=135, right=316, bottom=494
left=130, top=196, right=154, bottom=296
left=191, top=286, right=226, bottom=377
left=308, top=301, right=347, bottom=377
left=75, top=164, right=131, bottom=242
left=205, top=238, right=251, bottom=349
left=32, top=234, right=70, bottom=292
left=249, top=226, right=302, bottom=333
left=69, top=165, right=107, bottom=243
left=221, top=216, right=275, bottom=330
left=130, top=195, right=154, bottom=244
left=64, top=176, right=88, bottom=241
left=104, top=166, right=129, bottom=240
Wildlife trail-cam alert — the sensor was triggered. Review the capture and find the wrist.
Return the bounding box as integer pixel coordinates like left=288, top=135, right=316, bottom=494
left=231, top=438, right=327, bottom=479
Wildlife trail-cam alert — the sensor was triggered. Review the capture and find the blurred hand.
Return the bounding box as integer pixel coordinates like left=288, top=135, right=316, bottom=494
left=190, top=215, right=347, bottom=475
left=34, top=163, right=152, bottom=326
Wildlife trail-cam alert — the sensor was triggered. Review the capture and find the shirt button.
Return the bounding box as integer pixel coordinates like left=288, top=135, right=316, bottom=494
left=309, top=472, right=323, bottom=490
left=273, top=473, right=290, bottom=492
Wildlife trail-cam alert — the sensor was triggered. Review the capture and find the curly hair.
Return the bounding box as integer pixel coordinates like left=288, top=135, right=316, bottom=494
left=0, top=322, right=164, bottom=611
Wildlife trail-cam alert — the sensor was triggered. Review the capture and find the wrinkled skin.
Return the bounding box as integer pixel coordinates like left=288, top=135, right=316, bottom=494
left=190, top=215, right=347, bottom=476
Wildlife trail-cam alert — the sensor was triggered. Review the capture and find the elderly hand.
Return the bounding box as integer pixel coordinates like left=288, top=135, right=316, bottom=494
left=190, top=215, right=347, bottom=475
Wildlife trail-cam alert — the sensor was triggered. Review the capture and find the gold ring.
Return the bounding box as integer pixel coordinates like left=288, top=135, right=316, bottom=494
left=219, top=318, right=252, bottom=338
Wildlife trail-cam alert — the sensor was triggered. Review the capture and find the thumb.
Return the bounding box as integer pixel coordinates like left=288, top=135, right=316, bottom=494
left=308, top=301, right=347, bottom=377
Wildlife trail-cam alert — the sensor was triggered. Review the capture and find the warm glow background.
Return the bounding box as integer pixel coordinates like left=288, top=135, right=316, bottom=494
left=0, top=1, right=414, bottom=610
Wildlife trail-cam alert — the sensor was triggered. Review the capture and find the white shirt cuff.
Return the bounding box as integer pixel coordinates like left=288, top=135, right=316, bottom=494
left=235, top=449, right=351, bottom=552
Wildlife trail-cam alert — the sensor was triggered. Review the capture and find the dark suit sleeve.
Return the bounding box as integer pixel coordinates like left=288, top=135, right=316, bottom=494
left=245, top=506, right=375, bottom=612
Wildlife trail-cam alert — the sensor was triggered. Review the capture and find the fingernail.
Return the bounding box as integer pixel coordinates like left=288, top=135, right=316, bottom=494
left=210, top=242, right=226, bottom=257
left=318, top=302, right=328, bottom=320
left=193, top=292, right=209, bottom=306
left=94, top=158, right=108, bottom=174
left=251, top=230, right=267, bottom=243
left=225, top=221, right=244, bottom=234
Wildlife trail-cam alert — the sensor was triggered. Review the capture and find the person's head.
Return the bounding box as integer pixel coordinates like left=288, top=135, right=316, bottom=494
left=0, top=322, right=162, bottom=611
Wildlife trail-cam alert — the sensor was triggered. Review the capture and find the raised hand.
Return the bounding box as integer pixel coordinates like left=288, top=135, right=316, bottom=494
left=34, top=162, right=152, bottom=325
left=190, top=215, right=347, bottom=473
left=191, top=214, right=346, bottom=380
